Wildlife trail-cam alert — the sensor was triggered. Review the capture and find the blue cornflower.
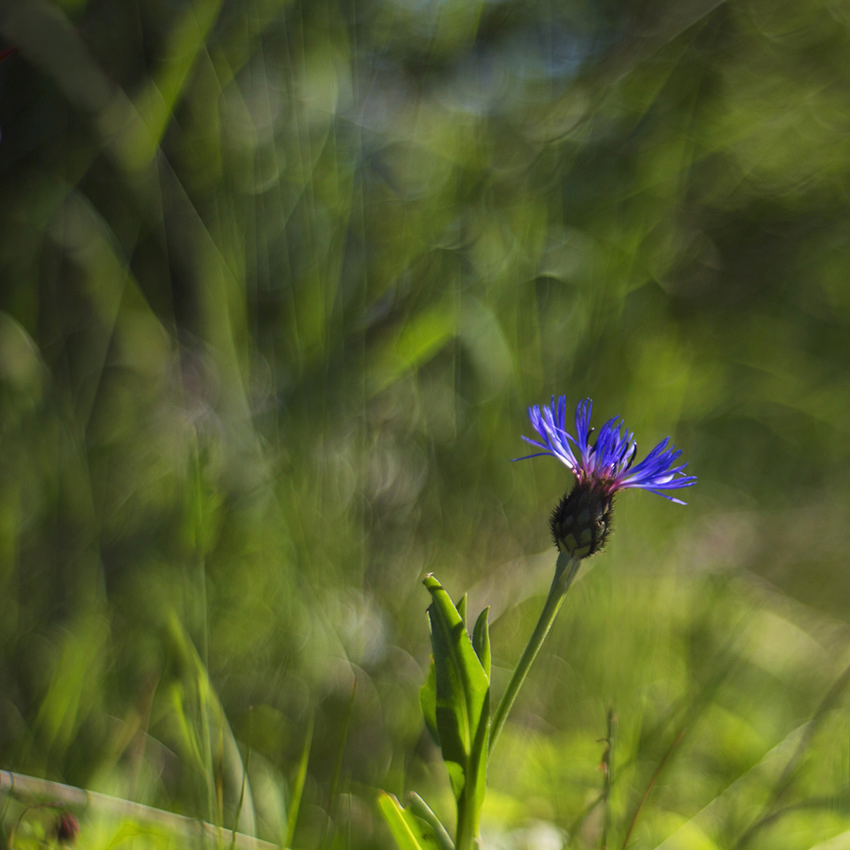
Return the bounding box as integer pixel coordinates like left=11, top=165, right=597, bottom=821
left=517, top=397, right=696, bottom=557
left=518, top=397, right=696, bottom=503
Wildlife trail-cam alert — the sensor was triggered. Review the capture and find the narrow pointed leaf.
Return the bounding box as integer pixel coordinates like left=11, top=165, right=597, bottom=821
left=419, top=657, right=439, bottom=745
left=284, top=713, right=313, bottom=848
left=457, top=594, right=468, bottom=626
left=378, top=792, right=440, bottom=850
left=472, top=607, right=491, bottom=681
left=423, top=574, right=490, bottom=833
left=408, top=793, right=454, bottom=850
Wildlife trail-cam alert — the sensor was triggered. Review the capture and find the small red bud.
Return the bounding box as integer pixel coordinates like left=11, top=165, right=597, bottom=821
left=55, top=811, right=80, bottom=844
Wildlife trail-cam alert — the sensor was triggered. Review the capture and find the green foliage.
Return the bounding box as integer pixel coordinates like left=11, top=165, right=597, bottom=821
left=420, top=576, right=489, bottom=850
left=378, top=791, right=454, bottom=850
left=1, top=0, right=850, bottom=847
left=419, top=661, right=439, bottom=749
left=378, top=792, right=444, bottom=850
left=471, top=609, right=491, bottom=683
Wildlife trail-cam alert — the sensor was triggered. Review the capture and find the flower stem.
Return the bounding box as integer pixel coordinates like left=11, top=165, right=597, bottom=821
left=455, top=790, right=479, bottom=850
left=489, top=551, right=582, bottom=757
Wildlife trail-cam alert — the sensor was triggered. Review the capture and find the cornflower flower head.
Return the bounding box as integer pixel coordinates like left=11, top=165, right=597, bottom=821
left=516, top=397, right=696, bottom=558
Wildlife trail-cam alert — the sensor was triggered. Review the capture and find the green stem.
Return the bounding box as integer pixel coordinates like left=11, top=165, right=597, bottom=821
left=455, top=789, right=479, bottom=850
left=489, top=551, right=582, bottom=757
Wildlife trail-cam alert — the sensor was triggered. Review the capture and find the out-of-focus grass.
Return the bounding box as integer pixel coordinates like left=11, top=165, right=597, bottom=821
left=1, top=0, right=850, bottom=847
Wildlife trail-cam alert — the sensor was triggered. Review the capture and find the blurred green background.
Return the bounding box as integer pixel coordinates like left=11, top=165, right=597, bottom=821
left=1, top=0, right=850, bottom=847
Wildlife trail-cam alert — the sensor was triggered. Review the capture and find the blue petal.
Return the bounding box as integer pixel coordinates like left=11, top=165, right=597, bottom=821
left=517, top=397, right=696, bottom=503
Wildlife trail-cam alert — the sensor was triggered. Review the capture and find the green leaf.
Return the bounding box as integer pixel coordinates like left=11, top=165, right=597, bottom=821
left=377, top=792, right=437, bottom=850
left=423, top=574, right=490, bottom=839
left=457, top=594, right=468, bottom=626
left=367, top=301, right=456, bottom=395
left=408, top=793, right=455, bottom=850
left=472, top=607, right=491, bottom=681
left=419, top=657, right=439, bottom=746
left=285, top=714, right=313, bottom=849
